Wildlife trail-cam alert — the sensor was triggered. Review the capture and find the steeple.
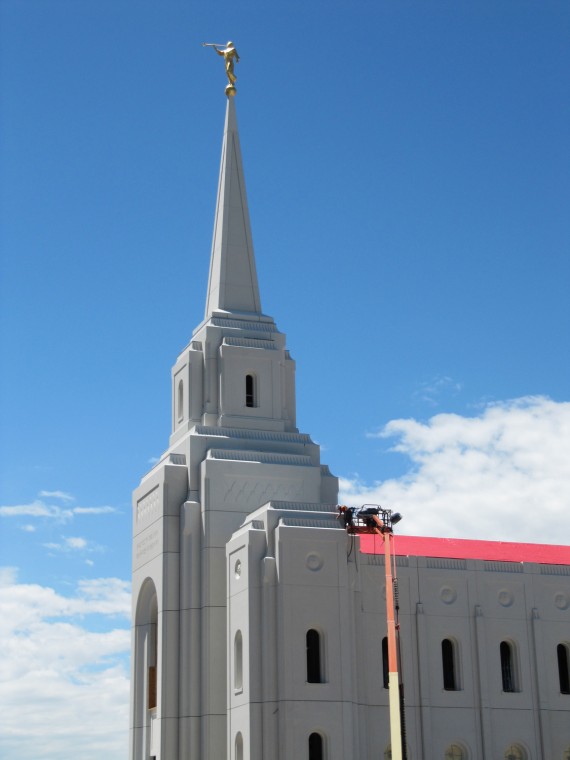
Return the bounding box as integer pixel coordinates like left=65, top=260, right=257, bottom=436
left=131, top=80, right=339, bottom=760
left=205, top=98, right=262, bottom=318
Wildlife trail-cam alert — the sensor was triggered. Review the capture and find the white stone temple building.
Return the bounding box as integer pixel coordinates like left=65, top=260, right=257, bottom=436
left=130, top=98, right=570, bottom=760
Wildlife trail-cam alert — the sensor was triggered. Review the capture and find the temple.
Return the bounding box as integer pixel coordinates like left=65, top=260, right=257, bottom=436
left=130, top=98, right=570, bottom=760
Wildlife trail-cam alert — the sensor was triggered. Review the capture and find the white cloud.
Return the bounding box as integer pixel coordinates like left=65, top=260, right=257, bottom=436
left=0, top=569, right=130, bottom=760
left=0, top=567, right=18, bottom=586
left=66, top=536, right=87, bottom=549
left=74, top=578, right=132, bottom=616
left=341, top=396, right=570, bottom=545
left=0, top=496, right=117, bottom=523
left=39, top=490, right=75, bottom=502
left=43, top=536, right=104, bottom=555
left=44, top=536, right=89, bottom=552
left=73, top=506, right=116, bottom=515
left=0, top=501, right=72, bottom=519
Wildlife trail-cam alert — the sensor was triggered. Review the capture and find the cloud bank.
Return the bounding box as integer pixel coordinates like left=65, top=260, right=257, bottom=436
left=0, top=569, right=131, bottom=760
left=340, top=396, right=570, bottom=545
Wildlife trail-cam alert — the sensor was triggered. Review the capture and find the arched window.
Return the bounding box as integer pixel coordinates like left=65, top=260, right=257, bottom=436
left=177, top=379, right=184, bottom=421
left=445, top=745, right=465, bottom=760
left=442, top=638, right=458, bottom=691
left=557, top=643, right=570, bottom=694
left=235, top=732, right=243, bottom=760
left=504, top=745, right=525, bottom=760
left=309, top=732, right=324, bottom=760
left=382, top=636, right=389, bottom=689
left=234, top=630, right=243, bottom=692
left=306, top=629, right=322, bottom=683
left=134, top=578, right=159, bottom=720
left=245, top=374, right=255, bottom=407
left=500, top=641, right=518, bottom=693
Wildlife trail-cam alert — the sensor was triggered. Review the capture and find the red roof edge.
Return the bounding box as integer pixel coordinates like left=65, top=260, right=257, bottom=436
left=359, top=534, right=570, bottom=565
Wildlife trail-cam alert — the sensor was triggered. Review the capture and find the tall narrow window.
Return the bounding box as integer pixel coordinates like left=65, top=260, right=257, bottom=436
left=235, top=732, right=243, bottom=760
left=445, top=745, right=465, bottom=760
left=245, top=374, right=255, bottom=407
left=177, top=380, right=184, bottom=421
left=309, top=732, right=324, bottom=760
left=442, top=638, right=457, bottom=691
left=148, top=600, right=158, bottom=709
left=306, top=629, right=322, bottom=683
left=234, top=630, right=243, bottom=692
left=500, top=641, right=516, bottom=692
left=148, top=663, right=157, bottom=710
left=135, top=579, right=159, bottom=726
left=558, top=643, right=570, bottom=694
left=382, top=636, right=389, bottom=689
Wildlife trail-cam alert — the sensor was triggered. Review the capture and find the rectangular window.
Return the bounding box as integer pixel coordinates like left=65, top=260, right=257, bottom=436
left=148, top=665, right=157, bottom=709
left=245, top=374, right=255, bottom=407
left=558, top=644, right=570, bottom=694
left=306, top=629, right=322, bottom=683
left=500, top=641, right=518, bottom=692
left=442, top=638, right=458, bottom=691
left=382, top=637, right=389, bottom=689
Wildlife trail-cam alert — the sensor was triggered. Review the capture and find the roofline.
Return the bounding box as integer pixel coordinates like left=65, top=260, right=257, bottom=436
left=359, top=534, right=570, bottom=565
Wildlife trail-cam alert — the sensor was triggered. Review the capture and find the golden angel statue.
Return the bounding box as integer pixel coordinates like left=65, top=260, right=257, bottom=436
left=203, top=41, right=240, bottom=96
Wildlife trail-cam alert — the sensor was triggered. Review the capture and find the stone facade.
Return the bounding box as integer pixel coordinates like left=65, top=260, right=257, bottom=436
left=227, top=505, right=570, bottom=759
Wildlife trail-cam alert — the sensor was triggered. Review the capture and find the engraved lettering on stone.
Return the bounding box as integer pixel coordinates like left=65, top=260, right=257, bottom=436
left=137, top=486, right=160, bottom=523
left=135, top=527, right=160, bottom=564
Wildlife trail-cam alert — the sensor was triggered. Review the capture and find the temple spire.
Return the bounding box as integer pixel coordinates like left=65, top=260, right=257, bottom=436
left=205, top=98, right=262, bottom=318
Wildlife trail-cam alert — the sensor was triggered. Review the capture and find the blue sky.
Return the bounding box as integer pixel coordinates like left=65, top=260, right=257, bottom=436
left=1, top=1, right=569, bottom=758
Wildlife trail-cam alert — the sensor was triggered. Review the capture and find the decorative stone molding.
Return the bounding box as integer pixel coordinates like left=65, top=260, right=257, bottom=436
left=497, top=589, right=514, bottom=607
left=223, top=478, right=303, bottom=506
left=223, top=337, right=276, bottom=349
left=427, top=558, right=467, bottom=570
left=211, top=317, right=276, bottom=332
left=554, top=592, right=570, bottom=610
left=280, top=517, right=340, bottom=529
left=484, top=561, right=523, bottom=573
left=209, top=449, right=312, bottom=466
left=267, top=500, right=338, bottom=512
left=440, top=586, right=458, bottom=604
left=195, top=425, right=312, bottom=444
left=305, top=552, right=324, bottom=571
